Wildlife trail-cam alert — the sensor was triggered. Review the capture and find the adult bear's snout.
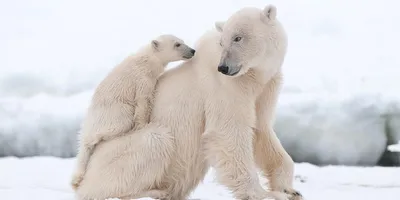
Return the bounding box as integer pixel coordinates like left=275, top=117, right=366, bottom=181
left=218, top=65, right=229, bottom=75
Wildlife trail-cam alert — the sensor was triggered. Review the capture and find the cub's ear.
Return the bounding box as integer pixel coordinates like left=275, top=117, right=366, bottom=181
left=215, top=21, right=225, bottom=32
left=151, top=40, right=159, bottom=50
left=261, top=4, right=277, bottom=23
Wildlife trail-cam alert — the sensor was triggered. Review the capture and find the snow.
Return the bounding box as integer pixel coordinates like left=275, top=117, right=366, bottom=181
left=1, top=0, right=400, bottom=198
left=0, top=92, right=91, bottom=157
left=0, top=157, right=399, bottom=200
left=276, top=94, right=388, bottom=166
left=388, top=141, right=400, bottom=152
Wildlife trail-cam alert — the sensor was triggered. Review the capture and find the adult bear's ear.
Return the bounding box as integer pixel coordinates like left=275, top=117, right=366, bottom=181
left=151, top=40, right=159, bottom=50
left=215, top=21, right=225, bottom=32
left=261, top=4, right=277, bottom=23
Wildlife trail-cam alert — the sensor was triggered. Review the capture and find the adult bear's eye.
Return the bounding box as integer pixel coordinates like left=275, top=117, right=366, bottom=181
left=175, top=43, right=181, bottom=47
left=233, top=36, right=242, bottom=42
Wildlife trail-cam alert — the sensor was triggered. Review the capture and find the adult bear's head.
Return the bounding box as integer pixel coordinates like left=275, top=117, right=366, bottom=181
left=215, top=5, right=288, bottom=77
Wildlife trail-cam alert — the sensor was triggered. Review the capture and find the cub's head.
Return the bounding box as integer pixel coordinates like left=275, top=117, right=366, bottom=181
left=151, top=34, right=196, bottom=63
left=215, top=4, right=287, bottom=77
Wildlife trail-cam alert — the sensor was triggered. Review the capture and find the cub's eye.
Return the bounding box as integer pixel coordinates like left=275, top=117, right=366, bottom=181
left=219, top=41, right=223, bottom=47
left=233, top=36, right=242, bottom=42
left=175, top=43, right=181, bottom=47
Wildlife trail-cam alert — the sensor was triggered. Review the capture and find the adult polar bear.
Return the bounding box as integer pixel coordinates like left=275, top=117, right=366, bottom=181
left=75, top=4, right=302, bottom=200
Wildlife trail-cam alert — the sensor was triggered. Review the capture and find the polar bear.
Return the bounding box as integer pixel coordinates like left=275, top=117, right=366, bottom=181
left=70, top=34, right=195, bottom=191
left=75, top=4, right=302, bottom=200
left=209, top=5, right=303, bottom=200
left=74, top=30, right=216, bottom=200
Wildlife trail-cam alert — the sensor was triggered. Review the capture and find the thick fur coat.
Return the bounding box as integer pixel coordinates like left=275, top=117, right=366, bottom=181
left=75, top=5, right=302, bottom=200
left=70, top=35, right=195, bottom=191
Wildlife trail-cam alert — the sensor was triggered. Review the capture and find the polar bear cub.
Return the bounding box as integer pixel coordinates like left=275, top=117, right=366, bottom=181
left=70, top=34, right=196, bottom=190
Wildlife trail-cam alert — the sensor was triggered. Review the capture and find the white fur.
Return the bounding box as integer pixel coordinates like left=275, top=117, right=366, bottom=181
left=212, top=5, right=303, bottom=199
left=75, top=4, right=303, bottom=200
left=70, top=34, right=195, bottom=191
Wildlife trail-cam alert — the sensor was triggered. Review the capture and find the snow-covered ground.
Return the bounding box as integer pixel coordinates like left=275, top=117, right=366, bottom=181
left=0, top=157, right=399, bottom=200
left=1, top=0, right=400, bottom=198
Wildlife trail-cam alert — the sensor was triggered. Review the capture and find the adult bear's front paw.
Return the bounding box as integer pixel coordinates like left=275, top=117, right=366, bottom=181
left=283, top=188, right=303, bottom=200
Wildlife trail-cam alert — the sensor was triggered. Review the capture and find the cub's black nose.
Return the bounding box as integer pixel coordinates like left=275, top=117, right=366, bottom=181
left=190, top=49, right=196, bottom=55
left=218, top=65, right=229, bottom=74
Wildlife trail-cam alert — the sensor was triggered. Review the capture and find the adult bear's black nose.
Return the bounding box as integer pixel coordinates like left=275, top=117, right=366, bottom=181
left=218, top=65, right=229, bottom=74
